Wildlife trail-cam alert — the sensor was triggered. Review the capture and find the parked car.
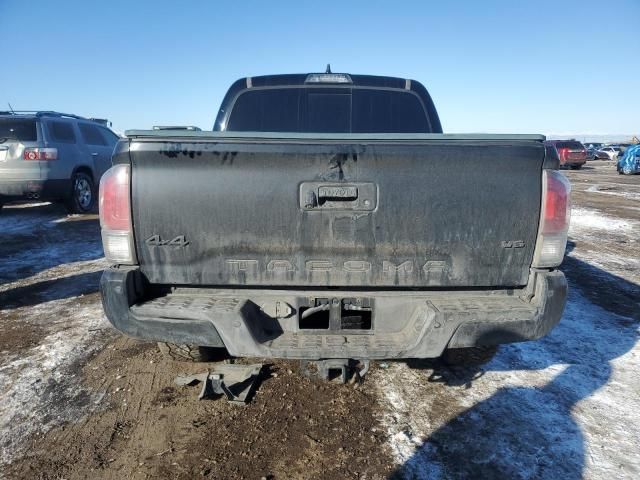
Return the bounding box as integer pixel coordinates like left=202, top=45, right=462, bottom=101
left=0, top=111, right=119, bottom=213
left=585, top=143, right=607, bottom=160
left=589, top=149, right=609, bottom=160
left=598, top=145, right=624, bottom=161
left=586, top=148, right=605, bottom=160
left=618, top=143, right=632, bottom=153
left=617, top=144, right=640, bottom=174
left=99, top=72, right=569, bottom=376
left=544, top=140, right=587, bottom=169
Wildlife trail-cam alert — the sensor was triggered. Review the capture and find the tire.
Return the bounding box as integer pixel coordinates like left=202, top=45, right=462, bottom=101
left=65, top=171, right=95, bottom=214
left=442, top=346, right=498, bottom=366
left=570, top=164, right=582, bottom=170
left=157, top=342, right=230, bottom=362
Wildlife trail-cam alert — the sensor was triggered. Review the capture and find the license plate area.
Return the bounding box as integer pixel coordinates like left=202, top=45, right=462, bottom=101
left=298, top=297, right=373, bottom=333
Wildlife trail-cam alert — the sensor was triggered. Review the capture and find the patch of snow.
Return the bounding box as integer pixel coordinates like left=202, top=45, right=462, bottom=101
left=0, top=212, right=61, bottom=235
left=570, top=207, right=632, bottom=232
left=0, top=203, right=96, bottom=235
left=0, top=205, right=104, bottom=284
left=586, top=185, right=640, bottom=200
left=0, top=240, right=104, bottom=285
left=375, top=287, right=640, bottom=479
left=567, top=205, right=640, bottom=286
left=0, top=296, right=111, bottom=466
left=0, top=204, right=110, bottom=469
left=4, top=202, right=51, bottom=209
left=50, top=215, right=81, bottom=224
left=0, top=258, right=107, bottom=294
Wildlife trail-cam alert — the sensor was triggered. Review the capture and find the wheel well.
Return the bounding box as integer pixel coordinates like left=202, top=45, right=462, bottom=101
left=72, top=166, right=95, bottom=184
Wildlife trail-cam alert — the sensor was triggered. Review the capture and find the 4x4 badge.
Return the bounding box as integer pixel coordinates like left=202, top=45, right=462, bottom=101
left=145, top=235, right=189, bottom=247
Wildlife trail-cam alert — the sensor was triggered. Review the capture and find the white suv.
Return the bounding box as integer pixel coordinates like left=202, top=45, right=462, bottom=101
left=0, top=111, right=119, bottom=213
left=597, top=145, right=623, bottom=161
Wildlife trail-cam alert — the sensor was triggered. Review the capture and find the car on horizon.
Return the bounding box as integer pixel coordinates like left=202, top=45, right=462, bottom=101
left=544, top=139, right=587, bottom=169
left=598, top=145, right=624, bottom=161
left=0, top=111, right=119, bottom=213
left=618, top=143, right=632, bottom=153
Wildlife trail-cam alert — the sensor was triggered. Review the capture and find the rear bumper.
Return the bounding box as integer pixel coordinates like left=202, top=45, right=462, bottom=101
left=0, top=179, right=70, bottom=202
left=0, top=180, right=46, bottom=201
left=100, top=267, right=567, bottom=360
left=560, top=160, right=586, bottom=167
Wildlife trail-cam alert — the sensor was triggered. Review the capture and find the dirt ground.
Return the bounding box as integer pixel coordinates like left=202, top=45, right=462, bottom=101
left=1, top=160, right=639, bottom=480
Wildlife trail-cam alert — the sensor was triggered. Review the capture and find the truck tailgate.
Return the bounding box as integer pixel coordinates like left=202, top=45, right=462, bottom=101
left=127, top=133, right=544, bottom=288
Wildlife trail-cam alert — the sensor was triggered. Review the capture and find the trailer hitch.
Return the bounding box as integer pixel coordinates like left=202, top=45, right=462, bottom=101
left=300, top=358, right=370, bottom=384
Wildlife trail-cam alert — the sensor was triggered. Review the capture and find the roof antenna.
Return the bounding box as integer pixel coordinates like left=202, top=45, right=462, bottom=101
left=7, top=102, right=15, bottom=113
left=325, top=64, right=332, bottom=74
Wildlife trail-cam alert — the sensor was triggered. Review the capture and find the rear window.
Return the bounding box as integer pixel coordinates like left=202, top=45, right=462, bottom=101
left=49, top=121, right=76, bottom=143
left=555, top=141, right=584, bottom=149
left=0, top=118, right=38, bottom=141
left=306, top=92, right=351, bottom=133
left=227, top=89, right=302, bottom=132
left=352, top=89, right=429, bottom=133
left=226, top=87, right=431, bottom=133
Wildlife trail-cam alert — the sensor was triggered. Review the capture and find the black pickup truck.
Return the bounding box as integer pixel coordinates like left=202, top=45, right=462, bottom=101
left=99, top=72, right=569, bottom=370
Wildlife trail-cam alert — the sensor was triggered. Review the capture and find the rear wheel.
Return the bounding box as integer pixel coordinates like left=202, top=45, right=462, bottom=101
left=569, top=164, right=582, bottom=170
left=65, top=172, right=95, bottom=214
left=442, top=346, right=498, bottom=366
left=157, top=342, right=230, bottom=362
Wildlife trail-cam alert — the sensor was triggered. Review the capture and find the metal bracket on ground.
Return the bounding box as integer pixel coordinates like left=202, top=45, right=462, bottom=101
left=175, top=363, right=263, bottom=404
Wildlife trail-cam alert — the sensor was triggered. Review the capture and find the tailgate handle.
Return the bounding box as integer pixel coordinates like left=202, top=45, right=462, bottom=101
left=300, top=182, right=375, bottom=211
left=318, top=186, right=358, bottom=203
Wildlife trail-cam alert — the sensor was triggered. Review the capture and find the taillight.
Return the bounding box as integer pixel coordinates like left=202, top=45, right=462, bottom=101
left=99, top=164, right=136, bottom=264
left=532, top=170, right=571, bottom=268
left=23, top=147, right=57, bottom=160
left=557, top=147, right=568, bottom=163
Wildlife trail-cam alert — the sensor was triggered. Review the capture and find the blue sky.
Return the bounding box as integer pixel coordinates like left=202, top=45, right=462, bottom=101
left=1, top=0, right=638, bottom=135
